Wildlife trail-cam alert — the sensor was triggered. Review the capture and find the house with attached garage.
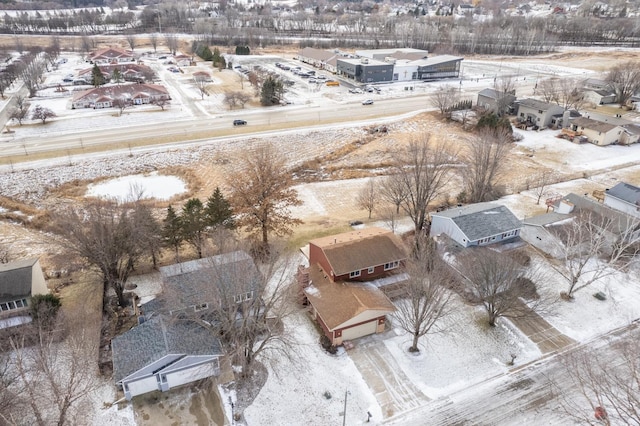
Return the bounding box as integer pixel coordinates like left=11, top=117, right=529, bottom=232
left=430, top=202, right=522, bottom=248
left=111, top=250, right=263, bottom=400
left=111, top=316, right=223, bottom=401
left=0, top=258, right=48, bottom=327
left=299, top=227, right=408, bottom=346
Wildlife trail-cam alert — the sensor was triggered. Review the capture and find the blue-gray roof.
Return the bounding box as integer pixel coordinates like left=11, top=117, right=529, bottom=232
left=433, top=203, right=521, bottom=241
left=111, top=316, right=222, bottom=383
left=160, top=251, right=261, bottom=309
left=607, top=182, right=640, bottom=205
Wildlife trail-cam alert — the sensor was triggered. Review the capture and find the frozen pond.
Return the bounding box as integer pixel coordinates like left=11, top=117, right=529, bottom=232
left=86, top=172, right=186, bottom=201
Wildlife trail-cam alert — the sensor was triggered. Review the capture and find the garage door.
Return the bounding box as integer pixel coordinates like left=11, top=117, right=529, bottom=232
left=341, top=320, right=378, bottom=341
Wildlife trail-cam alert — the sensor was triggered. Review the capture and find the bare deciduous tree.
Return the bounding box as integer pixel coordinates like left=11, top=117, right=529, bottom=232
left=20, top=58, right=45, bottom=97
left=392, top=134, right=454, bottom=234
left=150, top=97, right=170, bottom=110
left=430, top=85, right=459, bottom=118
left=380, top=174, right=408, bottom=214
left=149, top=33, right=158, bottom=52
left=529, top=170, right=557, bottom=204
left=227, top=144, right=302, bottom=252
left=125, top=31, right=136, bottom=51
left=30, top=105, right=56, bottom=124
left=458, top=248, right=548, bottom=327
left=10, top=95, right=30, bottom=125
left=165, top=244, right=299, bottom=381
left=493, top=76, right=516, bottom=116
left=5, top=299, right=99, bottom=426
left=52, top=201, right=145, bottom=309
left=393, top=236, right=453, bottom=352
left=165, top=32, right=179, bottom=55
left=556, top=334, right=640, bottom=425
left=112, top=98, right=130, bottom=116
left=538, top=78, right=584, bottom=110
left=223, top=91, right=251, bottom=109
left=357, top=178, right=378, bottom=219
left=462, top=129, right=511, bottom=203
left=606, top=61, right=640, bottom=106
left=552, top=211, right=640, bottom=299
left=194, top=74, right=209, bottom=99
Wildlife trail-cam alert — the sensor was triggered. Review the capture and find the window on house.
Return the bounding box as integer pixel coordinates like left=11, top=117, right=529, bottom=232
left=368, top=267, right=375, bottom=274
left=350, top=270, right=361, bottom=278
left=0, top=303, right=8, bottom=311
left=384, top=261, right=399, bottom=271
left=235, top=292, right=254, bottom=303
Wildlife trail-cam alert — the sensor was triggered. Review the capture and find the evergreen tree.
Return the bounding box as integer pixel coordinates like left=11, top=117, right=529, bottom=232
left=91, top=63, right=105, bottom=87
left=180, top=198, right=207, bottom=258
left=162, top=205, right=183, bottom=262
left=205, top=187, right=235, bottom=229
left=111, top=68, right=122, bottom=83
left=212, top=47, right=221, bottom=66
left=260, top=75, right=284, bottom=106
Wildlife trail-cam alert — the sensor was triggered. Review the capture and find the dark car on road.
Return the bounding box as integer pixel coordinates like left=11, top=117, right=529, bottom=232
left=233, top=119, right=247, bottom=126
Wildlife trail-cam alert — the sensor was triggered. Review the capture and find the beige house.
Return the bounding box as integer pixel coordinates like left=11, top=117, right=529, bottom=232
left=90, top=47, right=135, bottom=64
left=296, top=47, right=340, bottom=73
left=570, top=117, right=624, bottom=146
left=72, top=84, right=170, bottom=109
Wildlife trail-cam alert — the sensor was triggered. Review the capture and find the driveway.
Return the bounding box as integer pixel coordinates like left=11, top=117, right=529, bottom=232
left=348, top=338, right=430, bottom=418
left=509, top=301, right=576, bottom=354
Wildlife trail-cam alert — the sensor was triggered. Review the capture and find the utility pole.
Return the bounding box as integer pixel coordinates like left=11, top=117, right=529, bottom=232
left=342, top=389, right=348, bottom=426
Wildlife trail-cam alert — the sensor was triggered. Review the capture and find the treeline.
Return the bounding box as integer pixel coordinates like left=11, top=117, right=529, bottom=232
left=1, top=5, right=639, bottom=53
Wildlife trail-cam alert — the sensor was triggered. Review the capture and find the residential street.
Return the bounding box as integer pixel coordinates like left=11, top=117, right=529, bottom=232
left=384, top=322, right=639, bottom=425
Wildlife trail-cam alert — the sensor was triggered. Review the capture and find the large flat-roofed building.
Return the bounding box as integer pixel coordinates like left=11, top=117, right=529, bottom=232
left=412, top=55, right=463, bottom=80
left=355, top=48, right=429, bottom=61
left=336, top=57, right=394, bottom=83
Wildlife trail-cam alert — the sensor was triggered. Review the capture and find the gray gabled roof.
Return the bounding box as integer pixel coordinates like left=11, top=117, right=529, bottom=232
left=606, top=182, right=640, bottom=205
left=111, top=316, right=222, bottom=383
left=433, top=203, right=521, bottom=242
left=523, top=212, right=571, bottom=227
left=0, top=258, right=38, bottom=303
left=160, top=251, right=261, bottom=309
left=517, top=98, right=559, bottom=111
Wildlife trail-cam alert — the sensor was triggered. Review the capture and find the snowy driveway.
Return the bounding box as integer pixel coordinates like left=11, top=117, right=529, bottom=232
left=349, top=338, right=430, bottom=418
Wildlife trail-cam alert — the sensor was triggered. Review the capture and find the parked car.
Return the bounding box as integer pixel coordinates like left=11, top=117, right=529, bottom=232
left=362, top=99, right=374, bottom=105
left=233, top=119, right=247, bottom=126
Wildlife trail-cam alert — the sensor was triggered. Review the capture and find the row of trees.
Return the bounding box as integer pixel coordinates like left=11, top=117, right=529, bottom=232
left=357, top=130, right=512, bottom=231
left=54, top=144, right=301, bottom=312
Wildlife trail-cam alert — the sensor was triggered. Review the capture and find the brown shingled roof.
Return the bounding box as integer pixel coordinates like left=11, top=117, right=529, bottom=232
left=310, top=227, right=408, bottom=276
left=304, top=267, right=395, bottom=330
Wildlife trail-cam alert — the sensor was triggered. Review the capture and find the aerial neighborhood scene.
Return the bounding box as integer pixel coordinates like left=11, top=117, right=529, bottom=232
left=2, top=0, right=640, bottom=424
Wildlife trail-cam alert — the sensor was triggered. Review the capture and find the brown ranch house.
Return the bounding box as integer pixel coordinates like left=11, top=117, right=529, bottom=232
left=298, top=227, right=408, bottom=346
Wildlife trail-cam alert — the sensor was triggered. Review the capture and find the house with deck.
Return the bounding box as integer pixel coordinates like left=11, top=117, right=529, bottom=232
left=477, top=88, right=516, bottom=115
left=430, top=203, right=522, bottom=248
left=569, top=117, right=624, bottom=146
left=516, top=99, right=564, bottom=128
left=299, top=227, right=408, bottom=346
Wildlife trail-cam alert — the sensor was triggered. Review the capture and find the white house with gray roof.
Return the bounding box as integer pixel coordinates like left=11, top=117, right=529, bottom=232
left=111, top=316, right=222, bottom=401
left=430, top=202, right=521, bottom=247
left=604, top=182, right=640, bottom=219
